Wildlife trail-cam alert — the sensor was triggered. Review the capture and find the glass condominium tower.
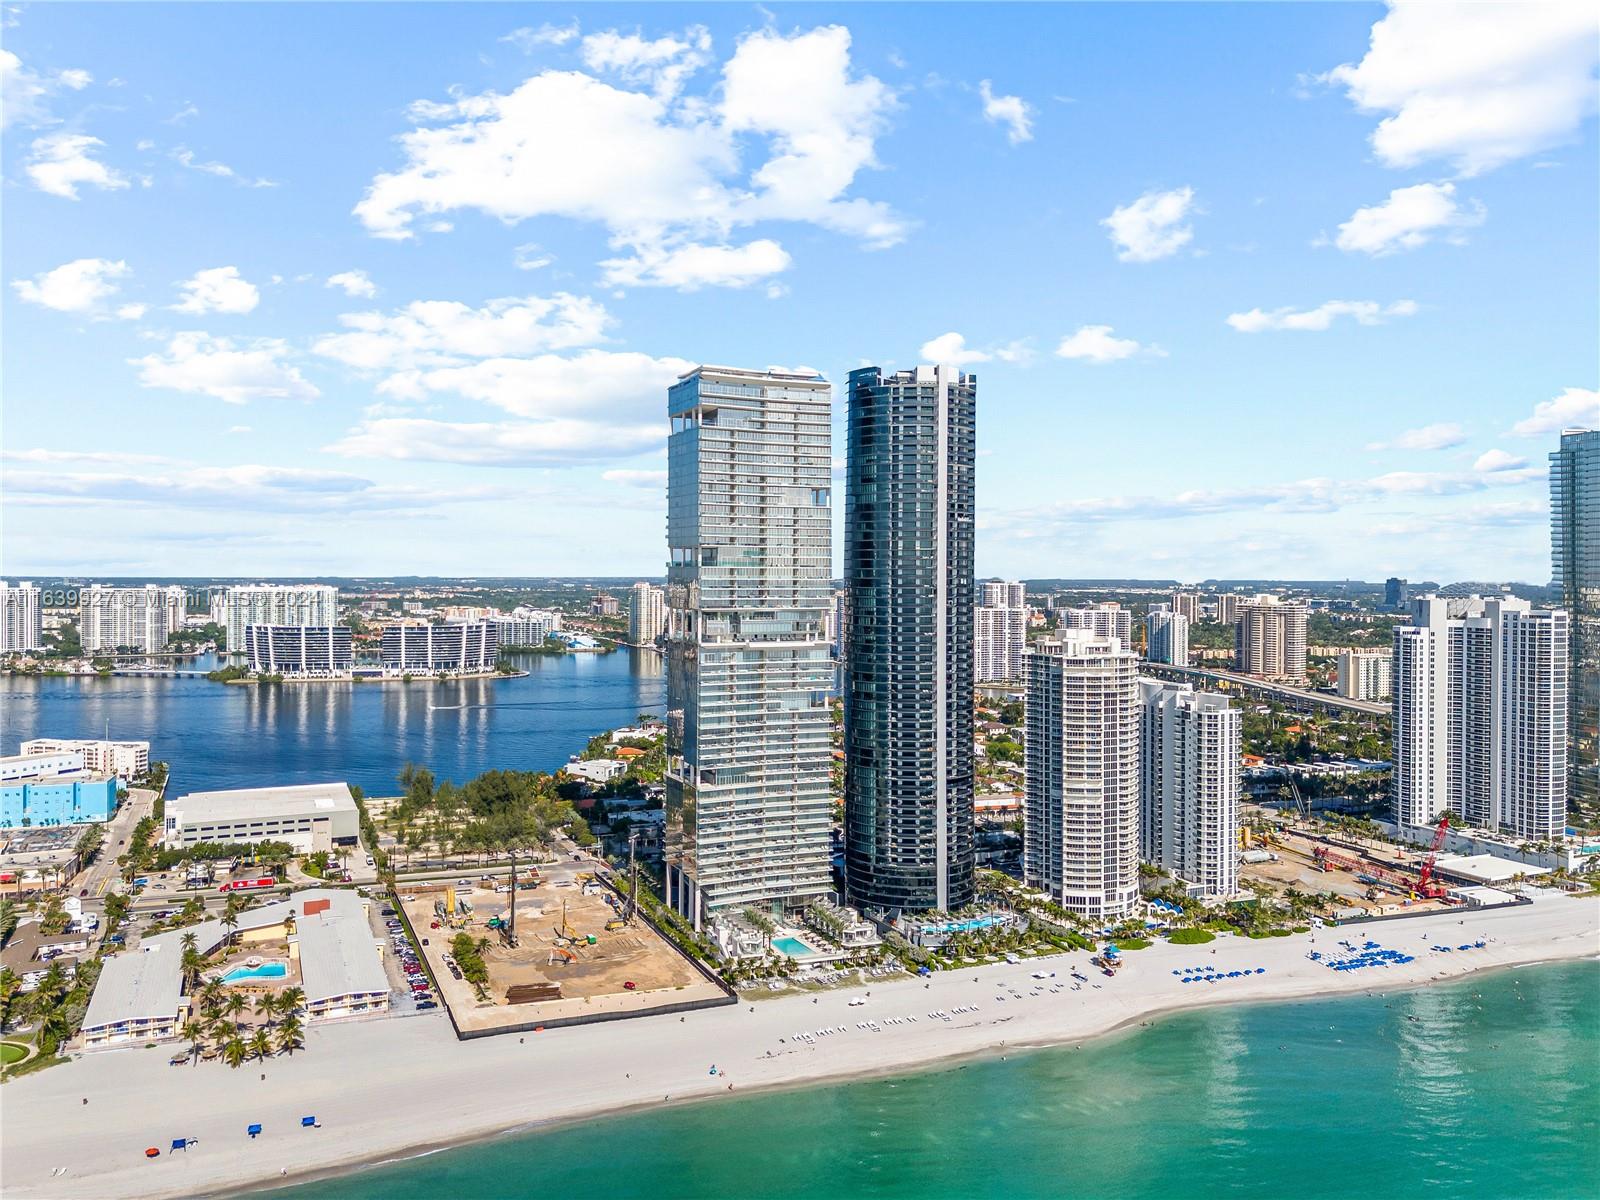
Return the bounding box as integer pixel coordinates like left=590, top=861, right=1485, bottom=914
left=1551, top=427, right=1598, bottom=815
left=663, top=365, right=835, bottom=928
left=844, top=364, right=977, bottom=915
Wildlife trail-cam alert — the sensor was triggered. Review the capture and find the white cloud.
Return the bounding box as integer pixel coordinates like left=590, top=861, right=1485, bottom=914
left=1, top=49, right=91, bottom=130
left=373, top=348, right=694, bottom=422
left=131, top=332, right=318, bottom=404
left=325, top=269, right=377, bottom=298
left=1322, top=1, right=1600, bottom=175
left=172, top=266, right=260, bottom=315
left=500, top=22, right=580, bottom=51
left=978, top=80, right=1033, bottom=145
left=172, top=146, right=277, bottom=188
left=1054, top=325, right=1155, bottom=364
left=1101, top=186, right=1196, bottom=262
left=1335, top=181, right=1486, bottom=255
left=2, top=448, right=175, bottom=466
left=1366, top=422, right=1466, bottom=452
left=1226, top=299, right=1417, bottom=333
left=1509, top=386, right=1598, bottom=437
left=513, top=243, right=553, bottom=271
left=313, top=293, right=611, bottom=372
left=25, top=132, right=127, bottom=198
left=326, top=417, right=663, bottom=467
left=355, top=24, right=902, bottom=288
left=920, top=331, right=990, bottom=365
left=116, top=303, right=148, bottom=320
left=580, top=26, right=712, bottom=100
left=12, top=257, right=131, bottom=315
left=601, top=239, right=791, bottom=290
left=1473, top=448, right=1529, bottom=473
left=602, top=468, right=669, bottom=488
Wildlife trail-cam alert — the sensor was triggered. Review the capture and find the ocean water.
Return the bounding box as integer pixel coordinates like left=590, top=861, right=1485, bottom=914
left=263, top=960, right=1599, bottom=1200
left=2, top=648, right=665, bottom=796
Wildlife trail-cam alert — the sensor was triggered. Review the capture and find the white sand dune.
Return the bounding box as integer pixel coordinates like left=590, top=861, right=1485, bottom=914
left=4, top=894, right=1594, bottom=1200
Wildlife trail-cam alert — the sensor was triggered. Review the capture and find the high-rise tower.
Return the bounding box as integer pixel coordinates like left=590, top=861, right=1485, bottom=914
left=844, top=364, right=977, bottom=915
left=1551, top=427, right=1598, bottom=814
left=663, top=366, right=835, bottom=927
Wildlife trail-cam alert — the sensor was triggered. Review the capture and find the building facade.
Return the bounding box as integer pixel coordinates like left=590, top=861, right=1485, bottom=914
left=1550, top=427, right=1597, bottom=813
left=18, top=739, right=149, bottom=780
left=1059, top=602, right=1133, bottom=648
left=493, top=608, right=561, bottom=647
left=1336, top=650, right=1393, bottom=700
left=1385, top=577, right=1409, bottom=611
left=1392, top=595, right=1569, bottom=840
left=245, top=625, right=353, bottom=678
left=79, top=584, right=187, bottom=653
left=1171, top=591, right=1201, bottom=623
left=1212, top=593, right=1241, bottom=626
left=1139, top=679, right=1239, bottom=900
left=974, top=580, right=1026, bottom=682
left=627, top=582, right=667, bottom=645
left=380, top=622, right=498, bottom=674
left=1023, top=631, right=1141, bottom=919
left=1145, top=604, right=1190, bottom=667
left=1, top=753, right=119, bottom=826
left=844, top=364, right=977, bottom=915
left=1235, top=594, right=1308, bottom=683
left=212, top=584, right=338, bottom=653
left=163, top=782, right=359, bottom=852
left=1, top=581, right=44, bottom=652
left=663, top=366, right=835, bottom=927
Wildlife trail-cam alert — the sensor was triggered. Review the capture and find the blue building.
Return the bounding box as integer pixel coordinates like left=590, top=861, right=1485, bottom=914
left=1, top=775, right=119, bottom=826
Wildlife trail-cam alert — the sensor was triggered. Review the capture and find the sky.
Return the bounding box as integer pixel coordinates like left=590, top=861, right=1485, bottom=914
left=3, top=2, right=1597, bottom=583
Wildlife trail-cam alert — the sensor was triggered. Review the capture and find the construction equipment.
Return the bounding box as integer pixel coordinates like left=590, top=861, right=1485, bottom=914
left=1415, top=815, right=1452, bottom=895
left=1311, top=843, right=1450, bottom=900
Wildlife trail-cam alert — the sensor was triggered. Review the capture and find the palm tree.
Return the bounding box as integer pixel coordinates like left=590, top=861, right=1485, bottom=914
left=255, top=993, right=280, bottom=1026
left=279, top=986, right=306, bottom=1017
left=249, top=1028, right=273, bottom=1061
left=224, top=992, right=249, bottom=1031
left=276, top=1015, right=303, bottom=1056
left=222, top=1036, right=248, bottom=1069
left=198, top=979, right=225, bottom=1018
left=222, top=903, right=242, bottom=952
left=38, top=1008, right=72, bottom=1054
left=181, top=1019, right=208, bottom=1065
left=0, top=967, right=20, bottom=1032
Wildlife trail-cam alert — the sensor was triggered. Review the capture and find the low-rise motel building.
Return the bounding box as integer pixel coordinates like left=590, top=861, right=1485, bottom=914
left=81, top=889, right=389, bottom=1049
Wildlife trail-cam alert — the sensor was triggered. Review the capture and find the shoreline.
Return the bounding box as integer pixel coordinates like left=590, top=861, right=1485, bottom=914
left=236, top=948, right=1597, bottom=1198
left=4, top=894, right=1594, bottom=1200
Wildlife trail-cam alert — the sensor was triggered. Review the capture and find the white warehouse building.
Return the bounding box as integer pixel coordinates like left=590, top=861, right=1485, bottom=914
left=163, top=782, right=360, bottom=853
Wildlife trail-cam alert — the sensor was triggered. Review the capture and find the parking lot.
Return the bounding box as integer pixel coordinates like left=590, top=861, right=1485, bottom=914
left=372, top=899, right=439, bottom=1015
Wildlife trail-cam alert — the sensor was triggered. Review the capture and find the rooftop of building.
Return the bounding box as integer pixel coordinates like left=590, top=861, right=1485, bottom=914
left=1433, top=854, right=1552, bottom=885
left=167, top=782, right=356, bottom=821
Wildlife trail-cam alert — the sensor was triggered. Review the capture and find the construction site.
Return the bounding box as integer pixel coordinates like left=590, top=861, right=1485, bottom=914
left=1239, top=812, right=1464, bottom=917
left=398, top=861, right=729, bottom=1036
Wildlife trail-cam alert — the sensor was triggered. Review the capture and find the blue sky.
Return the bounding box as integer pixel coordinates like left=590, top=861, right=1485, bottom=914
left=3, top=2, right=1596, bottom=581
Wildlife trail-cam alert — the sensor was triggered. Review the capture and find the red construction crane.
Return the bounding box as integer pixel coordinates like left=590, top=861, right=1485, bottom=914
left=1416, top=814, right=1452, bottom=894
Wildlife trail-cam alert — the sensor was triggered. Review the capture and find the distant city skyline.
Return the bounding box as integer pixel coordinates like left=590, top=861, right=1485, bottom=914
left=3, top=4, right=1595, bottom=580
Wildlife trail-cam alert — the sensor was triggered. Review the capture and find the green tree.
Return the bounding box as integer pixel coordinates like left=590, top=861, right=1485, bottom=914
left=276, top=1014, right=303, bottom=1056
left=222, top=1037, right=248, bottom=1069
left=249, top=1027, right=274, bottom=1061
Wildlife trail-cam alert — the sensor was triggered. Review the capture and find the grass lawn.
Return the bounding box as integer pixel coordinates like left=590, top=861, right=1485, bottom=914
left=1, top=1041, right=31, bottom=1065
left=1168, top=928, right=1216, bottom=945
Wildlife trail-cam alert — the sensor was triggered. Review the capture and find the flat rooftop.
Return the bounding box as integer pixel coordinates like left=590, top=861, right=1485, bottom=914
left=1434, top=853, right=1551, bottom=885
left=168, top=782, right=355, bottom=820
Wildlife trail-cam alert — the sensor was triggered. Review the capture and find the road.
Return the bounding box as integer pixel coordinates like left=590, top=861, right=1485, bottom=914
left=75, top=787, right=158, bottom=902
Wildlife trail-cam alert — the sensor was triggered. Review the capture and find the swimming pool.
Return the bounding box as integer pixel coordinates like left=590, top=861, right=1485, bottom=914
left=771, top=936, right=817, bottom=958
left=221, top=962, right=288, bottom=983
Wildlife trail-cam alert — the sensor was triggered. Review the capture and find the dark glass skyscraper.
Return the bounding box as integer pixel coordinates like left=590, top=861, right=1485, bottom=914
left=843, top=365, right=976, bottom=915
left=1551, top=427, right=1598, bottom=816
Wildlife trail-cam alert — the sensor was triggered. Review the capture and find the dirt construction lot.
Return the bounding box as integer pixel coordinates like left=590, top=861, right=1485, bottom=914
left=399, top=867, right=726, bottom=1035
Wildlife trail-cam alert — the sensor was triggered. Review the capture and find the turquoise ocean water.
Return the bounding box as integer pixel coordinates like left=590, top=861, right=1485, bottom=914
left=263, top=959, right=1598, bottom=1200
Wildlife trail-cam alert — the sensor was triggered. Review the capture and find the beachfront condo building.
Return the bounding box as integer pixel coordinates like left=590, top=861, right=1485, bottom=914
left=79, top=584, right=188, bottom=653
left=1145, top=604, right=1190, bottom=667
left=1139, top=679, right=1240, bottom=900
left=1235, top=594, right=1308, bottom=683
left=975, top=580, right=1027, bottom=682
left=1, top=581, right=44, bottom=652
left=844, top=364, right=978, bottom=916
left=245, top=625, right=354, bottom=678
left=211, top=583, right=338, bottom=654
left=1392, top=595, right=1569, bottom=841
left=380, top=621, right=498, bottom=674
left=663, top=365, right=835, bottom=928
left=1336, top=649, right=1393, bottom=701
left=1059, top=602, right=1133, bottom=648
left=1551, top=427, right=1598, bottom=813
left=628, top=582, right=667, bottom=646
left=1024, top=630, right=1141, bottom=919
left=493, top=608, right=561, bottom=648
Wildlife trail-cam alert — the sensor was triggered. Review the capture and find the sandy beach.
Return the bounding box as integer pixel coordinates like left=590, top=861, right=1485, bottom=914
left=4, top=893, right=1595, bottom=1200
